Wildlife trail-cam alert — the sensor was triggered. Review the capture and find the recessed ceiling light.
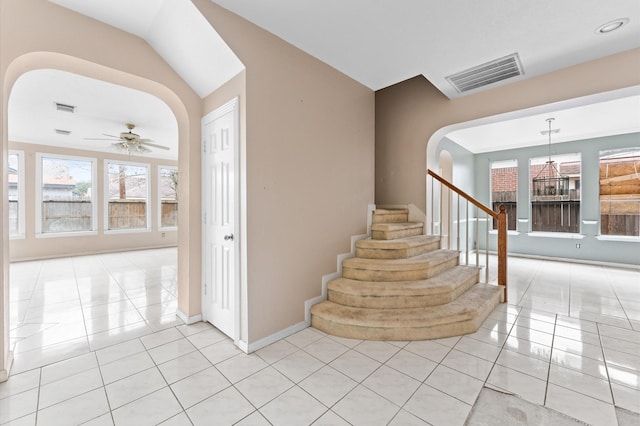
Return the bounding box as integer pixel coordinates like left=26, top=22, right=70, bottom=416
left=596, top=18, right=629, bottom=34
left=54, top=129, right=72, bottom=135
left=54, top=102, right=76, bottom=113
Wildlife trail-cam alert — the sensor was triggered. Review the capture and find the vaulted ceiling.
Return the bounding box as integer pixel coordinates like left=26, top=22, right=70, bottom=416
left=8, top=1, right=640, bottom=158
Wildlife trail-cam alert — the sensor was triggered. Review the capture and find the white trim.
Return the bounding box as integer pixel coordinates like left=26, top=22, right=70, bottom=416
left=526, top=232, right=585, bottom=239
left=8, top=150, right=25, bottom=239
left=36, top=152, right=98, bottom=236
left=505, top=251, right=640, bottom=270
left=582, top=220, right=598, bottom=225
left=596, top=235, right=640, bottom=243
left=158, top=165, right=178, bottom=230
left=200, top=97, right=243, bottom=346
left=104, top=159, right=151, bottom=232
left=245, top=321, right=308, bottom=353
left=36, top=230, right=99, bottom=238
left=176, top=310, right=202, bottom=325
left=0, top=351, right=13, bottom=383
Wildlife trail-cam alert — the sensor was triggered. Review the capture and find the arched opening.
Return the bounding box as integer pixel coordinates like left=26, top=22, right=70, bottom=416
left=2, top=52, right=192, bottom=375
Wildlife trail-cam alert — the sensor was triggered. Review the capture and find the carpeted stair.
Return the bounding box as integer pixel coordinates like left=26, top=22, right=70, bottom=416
left=311, top=208, right=502, bottom=340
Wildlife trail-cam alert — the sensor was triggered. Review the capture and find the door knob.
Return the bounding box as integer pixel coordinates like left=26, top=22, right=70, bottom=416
left=224, top=234, right=234, bottom=241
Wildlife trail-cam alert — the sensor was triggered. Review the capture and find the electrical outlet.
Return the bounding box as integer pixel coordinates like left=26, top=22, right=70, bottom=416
left=576, top=243, right=580, bottom=248
left=161, top=232, right=166, bottom=238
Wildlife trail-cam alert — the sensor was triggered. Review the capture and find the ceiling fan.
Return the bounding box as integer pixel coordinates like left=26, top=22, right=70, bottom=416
left=85, top=123, right=169, bottom=154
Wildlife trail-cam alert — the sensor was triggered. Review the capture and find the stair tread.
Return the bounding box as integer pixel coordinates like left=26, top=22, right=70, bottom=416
left=344, top=249, right=458, bottom=271
left=329, top=266, right=479, bottom=297
left=356, top=235, right=439, bottom=250
left=374, top=208, right=409, bottom=215
left=371, top=222, right=423, bottom=231
left=312, top=284, right=502, bottom=328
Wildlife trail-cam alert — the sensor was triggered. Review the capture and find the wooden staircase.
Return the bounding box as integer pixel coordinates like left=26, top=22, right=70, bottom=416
left=310, top=208, right=502, bottom=340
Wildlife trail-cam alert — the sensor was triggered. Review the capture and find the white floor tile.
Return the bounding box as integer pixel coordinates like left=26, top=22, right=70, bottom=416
left=140, top=327, right=183, bottom=350
left=260, top=386, right=327, bottom=426
left=611, top=383, right=640, bottom=413
left=0, top=387, right=38, bottom=424
left=157, top=412, right=192, bottom=426
left=404, top=384, right=472, bottom=426
left=303, top=336, right=349, bottom=363
left=487, top=364, right=547, bottom=405
left=453, top=336, right=501, bottom=362
left=216, top=354, right=268, bottom=384
left=82, top=412, right=115, bottom=426
left=311, top=410, right=351, bottom=426
left=234, top=411, right=272, bottom=426
left=235, top=366, right=294, bottom=408
left=503, top=335, right=551, bottom=361
left=298, top=365, right=357, bottom=407
left=185, top=328, right=227, bottom=349
left=332, top=385, right=399, bottom=426
left=147, top=338, right=196, bottom=365
left=273, top=350, right=325, bottom=383
left=404, top=340, right=451, bottom=363
left=545, top=383, right=618, bottom=426
left=199, top=339, right=243, bottom=365
left=441, top=349, right=493, bottom=381
left=169, top=366, right=231, bottom=409
left=38, top=367, right=104, bottom=409
left=186, top=386, right=254, bottom=426
left=425, top=365, right=483, bottom=405
left=157, top=350, right=212, bottom=384
left=354, top=340, right=401, bottom=363
left=105, top=367, right=166, bottom=409
left=497, top=349, right=550, bottom=380
left=112, top=387, right=183, bottom=426
left=548, top=364, right=613, bottom=403
left=100, top=350, right=156, bottom=385
left=95, top=338, right=146, bottom=365
left=0, top=369, right=40, bottom=400
left=36, top=388, right=110, bottom=426
left=385, top=349, right=437, bottom=381
left=255, top=339, right=298, bottom=364
left=388, top=409, right=430, bottom=425
left=285, top=327, right=324, bottom=349
left=329, top=350, right=381, bottom=382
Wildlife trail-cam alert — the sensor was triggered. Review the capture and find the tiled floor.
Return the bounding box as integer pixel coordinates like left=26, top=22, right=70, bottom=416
left=1, top=249, right=639, bottom=425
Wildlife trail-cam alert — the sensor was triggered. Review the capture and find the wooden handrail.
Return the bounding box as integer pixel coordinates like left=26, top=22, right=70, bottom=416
left=427, top=169, right=497, bottom=218
left=427, top=169, right=508, bottom=302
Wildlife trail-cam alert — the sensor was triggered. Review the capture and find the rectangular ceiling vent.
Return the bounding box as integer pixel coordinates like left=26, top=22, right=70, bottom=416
left=54, top=129, right=72, bottom=136
left=446, top=53, right=524, bottom=94
left=55, top=102, right=76, bottom=113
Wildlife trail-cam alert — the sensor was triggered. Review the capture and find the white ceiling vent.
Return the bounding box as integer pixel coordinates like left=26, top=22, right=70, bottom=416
left=55, top=102, right=76, bottom=113
left=54, top=129, right=72, bottom=135
left=446, top=53, right=524, bottom=93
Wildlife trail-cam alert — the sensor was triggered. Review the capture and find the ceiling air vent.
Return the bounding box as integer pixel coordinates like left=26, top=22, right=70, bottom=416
left=55, top=102, right=76, bottom=113
left=54, top=129, right=72, bottom=136
left=446, top=53, right=524, bottom=94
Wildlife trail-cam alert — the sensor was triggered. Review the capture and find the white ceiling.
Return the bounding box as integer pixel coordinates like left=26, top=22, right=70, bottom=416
left=9, top=1, right=640, bottom=158
left=9, top=69, right=179, bottom=160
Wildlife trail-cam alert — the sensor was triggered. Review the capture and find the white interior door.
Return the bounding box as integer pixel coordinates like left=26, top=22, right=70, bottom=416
left=202, top=98, right=239, bottom=339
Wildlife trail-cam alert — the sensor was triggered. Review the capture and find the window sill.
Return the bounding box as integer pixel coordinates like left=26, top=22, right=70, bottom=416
left=526, top=232, right=585, bottom=239
left=596, top=235, right=640, bottom=243
left=489, top=230, right=520, bottom=236
left=158, top=226, right=178, bottom=232
left=104, top=228, right=151, bottom=235
left=36, top=230, right=98, bottom=238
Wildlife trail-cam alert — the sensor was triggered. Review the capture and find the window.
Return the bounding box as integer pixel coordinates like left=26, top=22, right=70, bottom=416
left=37, top=154, right=96, bottom=234
left=600, top=148, right=640, bottom=237
left=8, top=150, right=25, bottom=238
left=490, top=159, right=517, bottom=230
left=159, top=166, right=178, bottom=229
left=530, top=153, right=581, bottom=233
left=106, top=161, right=150, bottom=231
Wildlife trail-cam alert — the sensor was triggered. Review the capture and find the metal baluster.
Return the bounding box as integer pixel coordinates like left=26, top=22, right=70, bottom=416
left=430, top=176, right=434, bottom=235
left=457, top=194, right=460, bottom=252
left=448, top=188, right=452, bottom=249
left=465, top=199, right=469, bottom=265
left=439, top=183, right=443, bottom=238
left=475, top=207, right=479, bottom=268
left=485, top=213, right=490, bottom=283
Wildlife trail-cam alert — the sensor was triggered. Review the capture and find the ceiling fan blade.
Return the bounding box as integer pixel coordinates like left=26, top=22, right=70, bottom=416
left=102, top=133, right=119, bottom=138
left=84, top=137, right=120, bottom=141
left=140, top=141, right=170, bottom=150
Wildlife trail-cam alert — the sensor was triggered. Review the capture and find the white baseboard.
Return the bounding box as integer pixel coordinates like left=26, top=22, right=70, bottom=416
left=176, top=310, right=202, bottom=325
left=0, top=351, right=14, bottom=383
left=245, top=321, right=308, bottom=353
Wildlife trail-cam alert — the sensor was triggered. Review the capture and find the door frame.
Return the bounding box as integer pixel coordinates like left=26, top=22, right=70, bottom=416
left=201, top=96, right=245, bottom=348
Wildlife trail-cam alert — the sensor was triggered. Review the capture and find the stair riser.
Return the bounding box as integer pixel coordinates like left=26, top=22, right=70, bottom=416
left=372, top=227, right=423, bottom=240
left=343, top=257, right=458, bottom=282
left=312, top=288, right=501, bottom=340
left=356, top=240, right=439, bottom=259
left=372, top=213, right=408, bottom=224
left=328, top=273, right=478, bottom=309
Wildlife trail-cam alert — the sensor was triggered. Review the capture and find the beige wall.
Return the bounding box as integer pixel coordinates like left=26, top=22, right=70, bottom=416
left=194, top=0, right=375, bottom=343
left=1, top=0, right=203, bottom=377
left=375, top=48, right=640, bottom=209
left=9, top=141, right=178, bottom=262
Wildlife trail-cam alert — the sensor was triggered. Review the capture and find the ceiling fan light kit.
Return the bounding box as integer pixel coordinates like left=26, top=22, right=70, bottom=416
left=85, top=123, right=169, bottom=155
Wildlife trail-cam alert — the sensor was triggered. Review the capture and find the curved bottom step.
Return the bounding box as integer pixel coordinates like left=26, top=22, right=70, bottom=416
left=311, top=284, right=501, bottom=340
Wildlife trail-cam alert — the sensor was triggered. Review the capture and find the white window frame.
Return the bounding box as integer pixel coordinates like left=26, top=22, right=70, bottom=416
left=35, top=152, right=98, bottom=238
left=104, top=159, right=151, bottom=234
left=158, top=165, right=178, bottom=231
left=490, top=159, right=518, bottom=232
left=8, top=150, right=25, bottom=239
